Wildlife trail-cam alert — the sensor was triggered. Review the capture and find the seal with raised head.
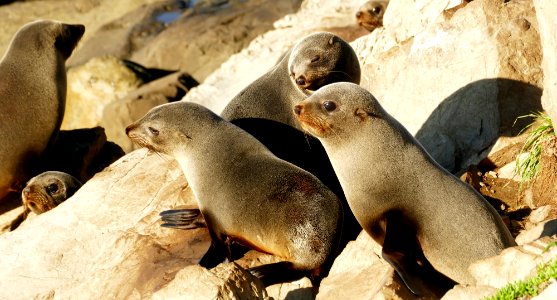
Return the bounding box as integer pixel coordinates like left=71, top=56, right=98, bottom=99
left=0, top=20, right=85, bottom=201
left=294, top=82, right=516, bottom=294
left=221, top=32, right=361, bottom=130
left=10, top=171, right=83, bottom=231
left=126, top=101, right=343, bottom=287
left=356, top=0, right=389, bottom=32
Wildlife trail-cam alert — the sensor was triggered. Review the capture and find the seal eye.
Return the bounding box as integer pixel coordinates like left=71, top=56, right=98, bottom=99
left=148, top=127, right=159, bottom=136
left=46, top=183, right=59, bottom=194
left=311, top=55, right=320, bottom=63
left=323, top=101, right=337, bottom=112
left=371, top=7, right=382, bottom=15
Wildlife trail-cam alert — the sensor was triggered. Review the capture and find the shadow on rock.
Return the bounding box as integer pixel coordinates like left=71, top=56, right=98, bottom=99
left=416, top=78, right=542, bottom=174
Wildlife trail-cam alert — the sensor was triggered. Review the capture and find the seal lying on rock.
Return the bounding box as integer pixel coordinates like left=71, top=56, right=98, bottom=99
left=356, top=0, right=389, bottom=32
left=127, top=101, right=343, bottom=286
left=0, top=20, right=84, bottom=201
left=10, top=171, right=83, bottom=231
left=294, top=82, right=516, bottom=294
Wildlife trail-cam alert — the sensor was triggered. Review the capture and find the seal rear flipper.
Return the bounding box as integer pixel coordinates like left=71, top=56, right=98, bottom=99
left=159, top=208, right=206, bottom=229
left=247, top=262, right=310, bottom=287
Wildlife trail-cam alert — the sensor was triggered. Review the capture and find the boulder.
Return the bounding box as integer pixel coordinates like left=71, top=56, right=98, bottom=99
left=533, top=0, right=557, bottom=124
left=354, top=0, right=543, bottom=173
left=317, top=232, right=415, bottom=300
left=62, top=56, right=142, bottom=130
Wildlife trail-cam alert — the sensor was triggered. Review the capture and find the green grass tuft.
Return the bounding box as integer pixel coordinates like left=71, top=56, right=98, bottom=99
left=514, top=112, right=554, bottom=183
left=485, top=257, right=557, bottom=300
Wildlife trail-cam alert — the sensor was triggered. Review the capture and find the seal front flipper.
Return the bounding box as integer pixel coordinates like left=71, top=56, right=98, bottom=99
left=248, top=262, right=310, bottom=287
left=159, top=208, right=206, bottom=229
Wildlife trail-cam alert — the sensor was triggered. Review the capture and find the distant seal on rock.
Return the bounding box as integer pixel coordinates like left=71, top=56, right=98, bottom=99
left=356, top=0, right=389, bottom=32
left=127, top=101, right=343, bottom=286
left=294, top=83, right=516, bottom=292
left=221, top=32, right=361, bottom=130
left=10, top=171, right=82, bottom=231
left=0, top=20, right=85, bottom=201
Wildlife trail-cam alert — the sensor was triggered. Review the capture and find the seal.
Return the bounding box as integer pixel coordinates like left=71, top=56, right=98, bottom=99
left=294, top=82, right=516, bottom=294
left=217, top=32, right=363, bottom=259
left=221, top=32, right=361, bottom=130
left=0, top=20, right=85, bottom=201
left=10, top=171, right=83, bottom=231
left=356, top=0, right=389, bottom=32
left=126, top=101, right=343, bottom=287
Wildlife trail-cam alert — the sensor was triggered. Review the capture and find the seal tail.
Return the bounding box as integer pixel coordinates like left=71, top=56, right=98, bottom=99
left=159, top=208, right=206, bottom=229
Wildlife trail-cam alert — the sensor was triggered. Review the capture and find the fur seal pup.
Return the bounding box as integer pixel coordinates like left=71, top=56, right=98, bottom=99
left=0, top=20, right=85, bottom=201
left=221, top=32, right=360, bottom=130
left=356, top=1, right=389, bottom=32
left=294, top=83, right=516, bottom=291
left=127, top=101, right=343, bottom=286
left=10, top=171, right=82, bottom=231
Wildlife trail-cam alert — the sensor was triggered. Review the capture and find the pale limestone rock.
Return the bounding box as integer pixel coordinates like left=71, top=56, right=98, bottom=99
left=62, top=56, right=142, bottom=130
left=469, top=236, right=557, bottom=289
left=441, top=285, right=497, bottom=300
left=516, top=218, right=557, bottom=246
left=354, top=0, right=543, bottom=172
left=0, top=149, right=211, bottom=299
left=533, top=0, right=557, bottom=124
left=152, top=263, right=270, bottom=300
left=317, top=232, right=413, bottom=300
left=533, top=281, right=557, bottom=300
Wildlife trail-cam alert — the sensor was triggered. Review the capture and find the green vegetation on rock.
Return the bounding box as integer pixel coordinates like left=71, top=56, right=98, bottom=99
left=514, top=112, right=555, bottom=183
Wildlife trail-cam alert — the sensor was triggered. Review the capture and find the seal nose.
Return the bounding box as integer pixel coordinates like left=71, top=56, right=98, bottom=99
left=295, top=76, right=307, bottom=87
left=356, top=11, right=362, bottom=18
left=22, top=186, right=31, bottom=198
left=125, top=124, right=135, bottom=135
left=294, top=104, right=303, bottom=116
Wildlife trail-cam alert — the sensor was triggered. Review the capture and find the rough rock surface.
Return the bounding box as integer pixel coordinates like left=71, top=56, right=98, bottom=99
left=317, top=232, right=414, bottom=300
left=152, top=263, right=271, bottom=300
left=355, top=0, right=543, bottom=173
left=0, top=150, right=211, bottom=299
left=62, top=56, right=142, bottom=130
left=534, top=0, right=557, bottom=124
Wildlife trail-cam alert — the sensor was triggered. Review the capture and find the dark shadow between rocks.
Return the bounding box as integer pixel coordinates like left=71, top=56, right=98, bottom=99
left=415, top=78, right=542, bottom=174
left=284, top=287, right=315, bottom=300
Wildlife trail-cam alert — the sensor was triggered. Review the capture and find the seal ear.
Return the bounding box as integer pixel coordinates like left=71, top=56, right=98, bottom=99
left=328, top=36, right=336, bottom=45
left=355, top=108, right=369, bottom=122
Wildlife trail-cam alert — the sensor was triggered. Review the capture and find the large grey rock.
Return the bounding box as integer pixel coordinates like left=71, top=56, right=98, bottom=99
left=534, top=0, right=557, bottom=124
left=354, top=0, right=543, bottom=173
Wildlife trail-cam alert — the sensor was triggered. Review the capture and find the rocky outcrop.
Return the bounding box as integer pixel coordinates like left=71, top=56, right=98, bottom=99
left=534, top=0, right=557, bottom=124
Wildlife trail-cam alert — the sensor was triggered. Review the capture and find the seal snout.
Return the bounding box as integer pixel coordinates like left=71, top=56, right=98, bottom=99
left=294, top=104, right=303, bottom=116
